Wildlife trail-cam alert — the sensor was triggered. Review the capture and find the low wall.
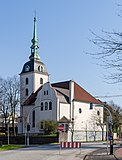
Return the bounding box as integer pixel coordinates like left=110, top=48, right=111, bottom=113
left=0, top=135, right=58, bottom=145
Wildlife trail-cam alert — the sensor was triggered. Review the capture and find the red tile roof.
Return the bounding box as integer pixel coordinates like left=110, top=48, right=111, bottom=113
left=52, top=81, right=69, bottom=89
left=74, top=82, right=101, bottom=104
left=22, top=85, right=43, bottom=105
left=22, top=80, right=102, bottom=105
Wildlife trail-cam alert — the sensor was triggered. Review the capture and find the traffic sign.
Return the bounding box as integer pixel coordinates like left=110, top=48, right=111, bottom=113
left=58, top=125, right=64, bottom=131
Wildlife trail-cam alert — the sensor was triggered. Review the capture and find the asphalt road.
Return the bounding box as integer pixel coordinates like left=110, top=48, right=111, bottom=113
left=0, top=142, right=115, bottom=160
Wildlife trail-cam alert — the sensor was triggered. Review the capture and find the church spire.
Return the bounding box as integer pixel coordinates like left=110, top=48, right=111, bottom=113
left=29, top=16, right=40, bottom=60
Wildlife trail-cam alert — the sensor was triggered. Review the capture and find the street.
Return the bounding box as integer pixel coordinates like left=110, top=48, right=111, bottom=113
left=0, top=142, right=113, bottom=160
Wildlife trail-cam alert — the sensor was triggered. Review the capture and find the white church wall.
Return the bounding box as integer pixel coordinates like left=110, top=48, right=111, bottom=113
left=59, top=103, right=70, bottom=120
left=73, top=101, right=103, bottom=131
left=67, top=101, right=104, bottom=141
left=20, top=73, right=34, bottom=103
left=18, top=104, right=35, bottom=134
left=34, top=72, right=49, bottom=91
left=33, top=83, right=57, bottom=132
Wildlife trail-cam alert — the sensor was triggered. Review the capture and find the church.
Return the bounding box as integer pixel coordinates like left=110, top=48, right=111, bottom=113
left=18, top=17, right=105, bottom=141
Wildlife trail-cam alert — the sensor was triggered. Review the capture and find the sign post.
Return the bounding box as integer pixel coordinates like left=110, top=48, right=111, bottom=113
left=57, top=125, right=64, bottom=155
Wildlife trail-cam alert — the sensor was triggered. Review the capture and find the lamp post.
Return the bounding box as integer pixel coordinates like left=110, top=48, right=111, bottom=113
left=26, top=106, right=40, bottom=146
left=103, top=105, right=113, bottom=155
left=8, top=123, right=9, bottom=145
left=95, top=103, right=113, bottom=155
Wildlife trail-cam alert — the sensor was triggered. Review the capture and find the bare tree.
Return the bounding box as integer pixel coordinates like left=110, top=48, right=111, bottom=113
left=89, top=29, right=122, bottom=83
left=105, top=101, right=122, bottom=137
left=90, top=108, right=105, bottom=141
left=0, top=75, right=20, bottom=135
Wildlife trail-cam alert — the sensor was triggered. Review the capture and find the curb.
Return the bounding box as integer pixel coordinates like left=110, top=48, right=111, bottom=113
left=83, top=154, right=119, bottom=160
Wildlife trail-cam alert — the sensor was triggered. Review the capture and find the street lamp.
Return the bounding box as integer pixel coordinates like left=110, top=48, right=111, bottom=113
left=103, top=104, right=113, bottom=155
left=26, top=106, right=40, bottom=146
left=94, top=103, right=113, bottom=155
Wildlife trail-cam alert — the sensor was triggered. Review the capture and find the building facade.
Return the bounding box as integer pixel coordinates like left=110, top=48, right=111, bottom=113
left=18, top=17, right=106, bottom=141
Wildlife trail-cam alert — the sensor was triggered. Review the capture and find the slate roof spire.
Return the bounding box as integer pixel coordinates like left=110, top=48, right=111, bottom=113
left=29, top=16, right=40, bottom=60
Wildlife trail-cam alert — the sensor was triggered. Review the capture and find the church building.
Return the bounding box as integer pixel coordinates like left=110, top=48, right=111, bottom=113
left=18, top=17, right=105, bottom=141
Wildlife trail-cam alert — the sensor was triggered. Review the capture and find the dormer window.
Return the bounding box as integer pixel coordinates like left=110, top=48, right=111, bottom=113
left=25, top=65, right=30, bottom=72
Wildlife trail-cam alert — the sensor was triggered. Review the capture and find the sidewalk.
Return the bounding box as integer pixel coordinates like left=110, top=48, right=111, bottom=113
left=83, top=146, right=122, bottom=160
left=84, top=155, right=117, bottom=160
left=115, top=147, right=122, bottom=159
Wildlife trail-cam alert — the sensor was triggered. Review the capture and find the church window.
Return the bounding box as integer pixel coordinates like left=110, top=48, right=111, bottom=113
left=26, top=78, right=28, bottom=85
left=45, top=102, right=48, bottom=110
left=49, top=102, right=52, bottom=110
left=32, top=110, right=35, bottom=127
left=97, top=110, right=100, bottom=116
left=41, top=102, right=43, bottom=111
left=38, top=66, right=40, bottom=71
left=79, top=108, right=82, bottom=113
left=44, top=90, right=48, bottom=95
left=40, top=78, right=43, bottom=84
left=90, top=103, right=93, bottom=110
left=41, top=66, right=43, bottom=72
left=25, top=88, right=29, bottom=96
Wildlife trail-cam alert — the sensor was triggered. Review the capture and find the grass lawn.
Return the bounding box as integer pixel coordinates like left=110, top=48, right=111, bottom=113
left=0, top=145, right=24, bottom=151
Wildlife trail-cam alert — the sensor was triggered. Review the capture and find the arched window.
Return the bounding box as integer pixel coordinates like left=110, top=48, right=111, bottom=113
left=41, top=102, right=43, bottom=111
left=32, top=110, right=35, bottom=127
left=25, top=88, right=28, bottom=96
left=26, top=77, right=28, bottom=85
left=41, top=66, right=43, bottom=72
left=38, top=66, right=40, bottom=71
left=40, top=78, right=43, bottom=84
left=45, top=102, right=48, bottom=110
left=49, top=102, right=52, bottom=110
left=97, top=110, right=100, bottom=116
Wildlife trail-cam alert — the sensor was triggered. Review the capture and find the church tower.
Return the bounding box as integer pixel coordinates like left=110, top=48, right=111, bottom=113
left=20, top=16, right=49, bottom=104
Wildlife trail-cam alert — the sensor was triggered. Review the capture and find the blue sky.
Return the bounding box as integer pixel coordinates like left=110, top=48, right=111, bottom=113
left=0, top=0, right=122, bottom=106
